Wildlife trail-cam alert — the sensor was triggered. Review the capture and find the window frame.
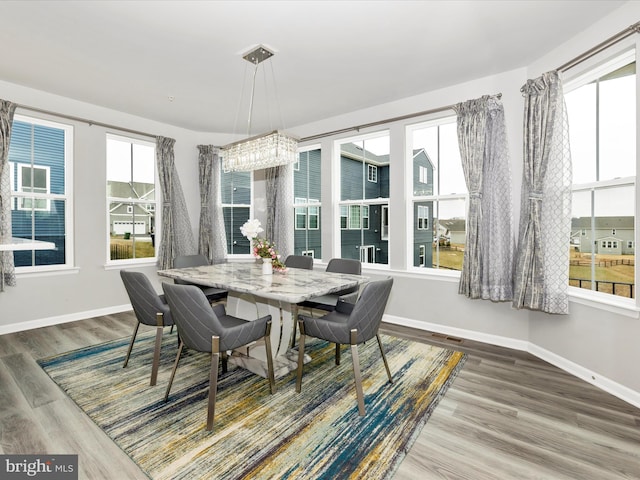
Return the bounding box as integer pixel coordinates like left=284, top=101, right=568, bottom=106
left=563, top=46, right=637, bottom=308
left=10, top=114, right=74, bottom=273
left=106, top=133, right=158, bottom=265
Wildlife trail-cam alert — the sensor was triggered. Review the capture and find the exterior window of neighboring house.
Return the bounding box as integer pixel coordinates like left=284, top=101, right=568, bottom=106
left=417, top=205, right=429, bottom=230
left=338, top=132, right=389, bottom=265
left=302, top=250, right=314, bottom=258
left=381, top=205, right=389, bottom=240
left=419, top=165, right=428, bottom=184
left=221, top=168, right=252, bottom=255
left=628, top=241, right=634, bottom=249
left=107, top=134, right=156, bottom=262
left=418, top=245, right=426, bottom=267
left=293, top=160, right=300, bottom=171
left=8, top=115, right=73, bottom=270
left=408, top=116, right=465, bottom=270
left=367, top=164, right=377, bottom=183
left=582, top=229, right=586, bottom=235
left=293, top=148, right=322, bottom=258
left=565, top=50, right=635, bottom=299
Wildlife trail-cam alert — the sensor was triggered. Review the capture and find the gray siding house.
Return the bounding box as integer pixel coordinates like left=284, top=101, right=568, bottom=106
left=571, top=216, right=635, bottom=255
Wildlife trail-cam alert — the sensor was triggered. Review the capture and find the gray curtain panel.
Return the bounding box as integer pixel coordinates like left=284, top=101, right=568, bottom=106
left=454, top=95, right=514, bottom=301
left=156, top=136, right=196, bottom=270
left=0, top=100, right=17, bottom=288
left=513, top=71, right=572, bottom=314
left=265, top=163, right=294, bottom=260
left=197, top=145, right=227, bottom=264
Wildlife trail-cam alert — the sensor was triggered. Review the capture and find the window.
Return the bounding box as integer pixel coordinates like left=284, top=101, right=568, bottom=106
left=417, top=205, right=429, bottom=230
left=293, top=148, right=322, bottom=258
left=17, top=164, right=49, bottom=210
left=338, top=132, right=389, bottom=265
left=419, top=165, right=429, bottom=184
left=565, top=51, right=635, bottom=299
left=221, top=168, right=252, bottom=254
left=8, top=116, right=72, bottom=269
left=302, top=250, right=315, bottom=258
left=381, top=205, right=389, bottom=240
left=367, top=164, right=378, bottom=183
left=409, top=117, right=465, bottom=270
left=107, top=134, right=157, bottom=262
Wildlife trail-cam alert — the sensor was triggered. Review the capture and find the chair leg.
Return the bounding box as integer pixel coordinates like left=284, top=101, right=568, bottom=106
left=221, top=351, right=228, bottom=374
left=350, top=329, right=366, bottom=416
left=376, top=334, right=393, bottom=384
left=164, top=342, right=184, bottom=402
left=290, top=304, right=298, bottom=348
left=206, top=336, right=221, bottom=431
left=263, top=321, right=276, bottom=394
left=295, top=320, right=306, bottom=393
left=123, top=321, right=140, bottom=368
left=150, top=313, right=164, bottom=386
left=335, top=343, right=341, bottom=365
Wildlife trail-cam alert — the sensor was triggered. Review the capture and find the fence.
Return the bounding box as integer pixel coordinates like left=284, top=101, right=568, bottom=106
left=110, top=244, right=132, bottom=260
left=569, top=278, right=634, bottom=298
left=569, top=259, right=634, bottom=267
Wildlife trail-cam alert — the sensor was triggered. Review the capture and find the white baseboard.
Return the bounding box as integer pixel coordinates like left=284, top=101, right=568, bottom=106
left=0, top=304, right=132, bottom=335
left=383, top=314, right=640, bottom=410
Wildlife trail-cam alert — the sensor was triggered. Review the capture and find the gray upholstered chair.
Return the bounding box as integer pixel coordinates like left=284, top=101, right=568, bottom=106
left=298, top=258, right=362, bottom=312
left=173, top=254, right=228, bottom=303
left=296, top=277, right=393, bottom=416
left=162, top=282, right=276, bottom=431
left=284, top=254, right=314, bottom=270
left=120, top=270, right=174, bottom=386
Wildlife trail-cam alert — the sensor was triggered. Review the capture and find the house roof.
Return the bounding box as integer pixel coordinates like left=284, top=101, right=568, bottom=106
left=439, top=219, right=466, bottom=232
left=571, top=216, right=634, bottom=229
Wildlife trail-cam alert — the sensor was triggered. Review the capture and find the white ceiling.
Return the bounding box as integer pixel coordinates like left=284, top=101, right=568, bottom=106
left=0, top=0, right=626, bottom=134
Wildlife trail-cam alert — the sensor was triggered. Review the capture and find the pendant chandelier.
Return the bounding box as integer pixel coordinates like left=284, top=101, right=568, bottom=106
left=222, top=45, right=298, bottom=172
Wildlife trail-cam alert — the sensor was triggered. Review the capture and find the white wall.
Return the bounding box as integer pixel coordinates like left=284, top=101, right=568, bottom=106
left=1, top=1, right=639, bottom=407
left=0, top=81, right=232, bottom=331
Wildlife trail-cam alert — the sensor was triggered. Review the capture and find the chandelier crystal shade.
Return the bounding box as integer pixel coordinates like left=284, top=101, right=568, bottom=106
left=222, top=45, right=298, bottom=172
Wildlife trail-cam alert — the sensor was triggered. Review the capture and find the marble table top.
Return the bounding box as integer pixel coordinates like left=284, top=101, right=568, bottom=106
left=157, top=262, right=368, bottom=304
left=0, top=237, right=56, bottom=251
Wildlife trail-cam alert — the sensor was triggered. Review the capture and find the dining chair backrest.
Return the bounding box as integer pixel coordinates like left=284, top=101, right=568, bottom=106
left=285, top=255, right=313, bottom=270
left=120, top=270, right=172, bottom=327
left=162, top=282, right=222, bottom=352
left=326, top=258, right=362, bottom=295
left=173, top=254, right=209, bottom=286
left=346, top=277, right=393, bottom=343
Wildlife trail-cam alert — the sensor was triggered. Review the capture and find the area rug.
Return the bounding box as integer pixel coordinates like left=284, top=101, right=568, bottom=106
left=38, top=328, right=466, bottom=480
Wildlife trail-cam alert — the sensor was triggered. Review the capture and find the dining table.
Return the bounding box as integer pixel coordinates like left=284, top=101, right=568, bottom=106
left=0, top=236, right=56, bottom=292
left=157, top=261, right=368, bottom=378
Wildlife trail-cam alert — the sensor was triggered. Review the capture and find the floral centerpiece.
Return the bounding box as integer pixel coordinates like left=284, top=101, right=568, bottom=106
left=240, top=219, right=286, bottom=272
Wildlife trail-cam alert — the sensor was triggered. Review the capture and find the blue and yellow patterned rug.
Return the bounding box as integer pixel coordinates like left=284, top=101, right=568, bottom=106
left=38, top=328, right=466, bottom=479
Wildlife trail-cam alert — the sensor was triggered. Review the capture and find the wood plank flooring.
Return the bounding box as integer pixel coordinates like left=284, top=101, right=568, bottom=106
left=0, top=313, right=638, bottom=479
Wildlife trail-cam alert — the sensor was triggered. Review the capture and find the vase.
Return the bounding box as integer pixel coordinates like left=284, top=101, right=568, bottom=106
left=262, top=257, right=273, bottom=275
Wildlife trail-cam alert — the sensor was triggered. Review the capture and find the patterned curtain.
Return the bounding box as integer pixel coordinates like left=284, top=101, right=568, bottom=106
left=454, top=95, right=514, bottom=301
left=0, top=100, right=17, bottom=288
left=197, top=145, right=227, bottom=264
left=265, top=163, right=294, bottom=260
left=156, top=136, right=196, bottom=270
left=513, top=71, right=572, bottom=314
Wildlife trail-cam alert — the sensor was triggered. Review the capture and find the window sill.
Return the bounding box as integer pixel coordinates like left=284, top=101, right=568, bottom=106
left=104, top=258, right=157, bottom=270
left=568, top=287, right=639, bottom=319
left=16, top=266, right=80, bottom=279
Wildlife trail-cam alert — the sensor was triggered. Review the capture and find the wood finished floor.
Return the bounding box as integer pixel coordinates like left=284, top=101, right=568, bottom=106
left=0, top=312, right=638, bottom=479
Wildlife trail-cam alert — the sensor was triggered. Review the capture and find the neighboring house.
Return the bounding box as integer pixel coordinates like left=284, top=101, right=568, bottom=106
left=293, top=149, right=322, bottom=258
left=339, top=143, right=390, bottom=264
left=571, top=216, right=635, bottom=255
left=107, top=181, right=156, bottom=236
left=439, top=218, right=466, bottom=246
left=413, top=148, right=435, bottom=267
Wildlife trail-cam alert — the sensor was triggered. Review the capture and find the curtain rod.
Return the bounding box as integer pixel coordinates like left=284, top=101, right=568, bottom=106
left=300, top=93, right=502, bottom=143
left=557, top=21, right=640, bottom=72
left=16, top=104, right=157, bottom=139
